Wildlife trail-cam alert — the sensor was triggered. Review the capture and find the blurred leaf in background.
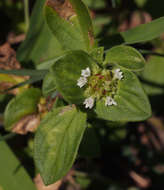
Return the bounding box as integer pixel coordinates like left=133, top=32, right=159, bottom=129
left=0, top=137, right=36, bottom=190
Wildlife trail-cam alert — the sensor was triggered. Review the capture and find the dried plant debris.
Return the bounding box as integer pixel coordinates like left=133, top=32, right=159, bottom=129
left=0, top=82, right=19, bottom=95
left=119, top=11, right=152, bottom=32
left=0, top=43, right=21, bottom=70
left=129, top=171, right=151, bottom=189
left=7, top=33, right=25, bottom=45
left=46, top=0, right=75, bottom=20
left=0, top=43, right=29, bottom=95
left=34, top=174, right=62, bottom=190
left=12, top=114, right=40, bottom=135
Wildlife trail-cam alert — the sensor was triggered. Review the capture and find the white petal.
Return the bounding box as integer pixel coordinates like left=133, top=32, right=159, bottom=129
left=81, top=67, right=91, bottom=77
left=83, top=97, right=94, bottom=109
left=77, top=77, right=87, bottom=88
left=114, top=68, right=123, bottom=80
left=105, top=96, right=117, bottom=106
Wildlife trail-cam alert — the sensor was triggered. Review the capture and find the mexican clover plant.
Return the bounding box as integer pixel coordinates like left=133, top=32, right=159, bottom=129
left=3, top=0, right=153, bottom=186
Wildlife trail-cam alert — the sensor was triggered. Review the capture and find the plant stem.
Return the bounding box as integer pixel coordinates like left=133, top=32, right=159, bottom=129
left=111, top=0, right=116, bottom=8
left=24, top=0, right=30, bottom=32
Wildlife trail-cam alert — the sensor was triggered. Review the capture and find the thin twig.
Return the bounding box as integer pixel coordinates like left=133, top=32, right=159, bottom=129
left=24, top=0, right=30, bottom=32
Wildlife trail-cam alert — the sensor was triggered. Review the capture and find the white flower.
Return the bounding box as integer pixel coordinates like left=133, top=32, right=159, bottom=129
left=105, top=96, right=117, bottom=106
left=83, top=97, right=94, bottom=109
left=114, top=69, right=123, bottom=80
left=77, top=77, right=87, bottom=88
left=81, top=67, right=91, bottom=78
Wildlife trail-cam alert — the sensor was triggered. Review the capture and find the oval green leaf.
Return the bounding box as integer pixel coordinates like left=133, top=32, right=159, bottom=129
left=95, top=69, right=152, bottom=122
left=34, top=106, right=87, bottom=185
left=141, top=55, right=164, bottom=96
left=105, top=45, right=145, bottom=71
left=4, top=88, right=41, bottom=130
left=51, top=50, right=96, bottom=104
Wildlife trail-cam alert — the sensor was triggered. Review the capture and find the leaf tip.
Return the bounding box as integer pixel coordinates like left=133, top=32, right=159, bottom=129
left=46, top=0, right=76, bottom=20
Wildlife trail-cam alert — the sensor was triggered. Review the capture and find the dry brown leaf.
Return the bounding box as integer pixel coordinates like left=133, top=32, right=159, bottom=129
left=0, top=43, right=21, bottom=70
left=0, top=82, right=19, bottom=95
left=7, top=33, right=25, bottom=45
left=34, top=174, right=62, bottom=190
left=12, top=114, right=40, bottom=135
left=119, top=11, right=152, bottom=32
left=129, top=171, right=151, bottom=189
left=0, top=43, right=29, bottom=95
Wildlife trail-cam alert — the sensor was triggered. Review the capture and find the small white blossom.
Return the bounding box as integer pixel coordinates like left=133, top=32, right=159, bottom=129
left=105, top=96, right=117, bottom=106
left=81, top=67, right=91, bottom=78
left=114, top=69, right=123, bottom=80
left=83, top=97, right=94, bottom=109
left=77, top=77, right=87, bottom=88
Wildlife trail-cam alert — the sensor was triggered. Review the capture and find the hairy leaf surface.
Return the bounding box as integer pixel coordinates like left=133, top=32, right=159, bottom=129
left=34, top=106, right=87, bottom=185
left=95, top=69, right=151, bottom=121
left=105, top=45, right=145, bottom=71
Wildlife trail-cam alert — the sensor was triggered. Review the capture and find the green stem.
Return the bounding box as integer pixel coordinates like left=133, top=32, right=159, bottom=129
left=24, top=0, right=30, bottom=32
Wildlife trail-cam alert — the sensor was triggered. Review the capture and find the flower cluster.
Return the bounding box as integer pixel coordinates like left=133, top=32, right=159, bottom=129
left=77, top=67, right=123, bottom=109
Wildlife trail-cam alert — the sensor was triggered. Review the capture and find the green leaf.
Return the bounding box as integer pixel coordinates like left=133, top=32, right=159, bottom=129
left=44, top=0, right=94, bottom=52
left=34, top=106, right=87, bottom=185
left=69, top=0, right=95, bottom=49
left=4, top=88, right=41, bottom=130
left=36, top=55, right=66, bottom=70
left=105, top=45, right=146, bottom=71
left=51, top=50, right=96, bottom=104
left=0, top=138, right=36, bottom=190
left=121, top=17, right=164, bottom=44
left=95, top=69, right=151, bottom=122
left=141, top=55, right=164, bottom=95
left=17, top=0, right=64, bottom=65
left=42, top=72, right=56, bottom=97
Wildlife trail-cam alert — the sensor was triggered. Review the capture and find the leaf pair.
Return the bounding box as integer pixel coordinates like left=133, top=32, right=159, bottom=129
left=49, top=48, right=151, bottom=122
